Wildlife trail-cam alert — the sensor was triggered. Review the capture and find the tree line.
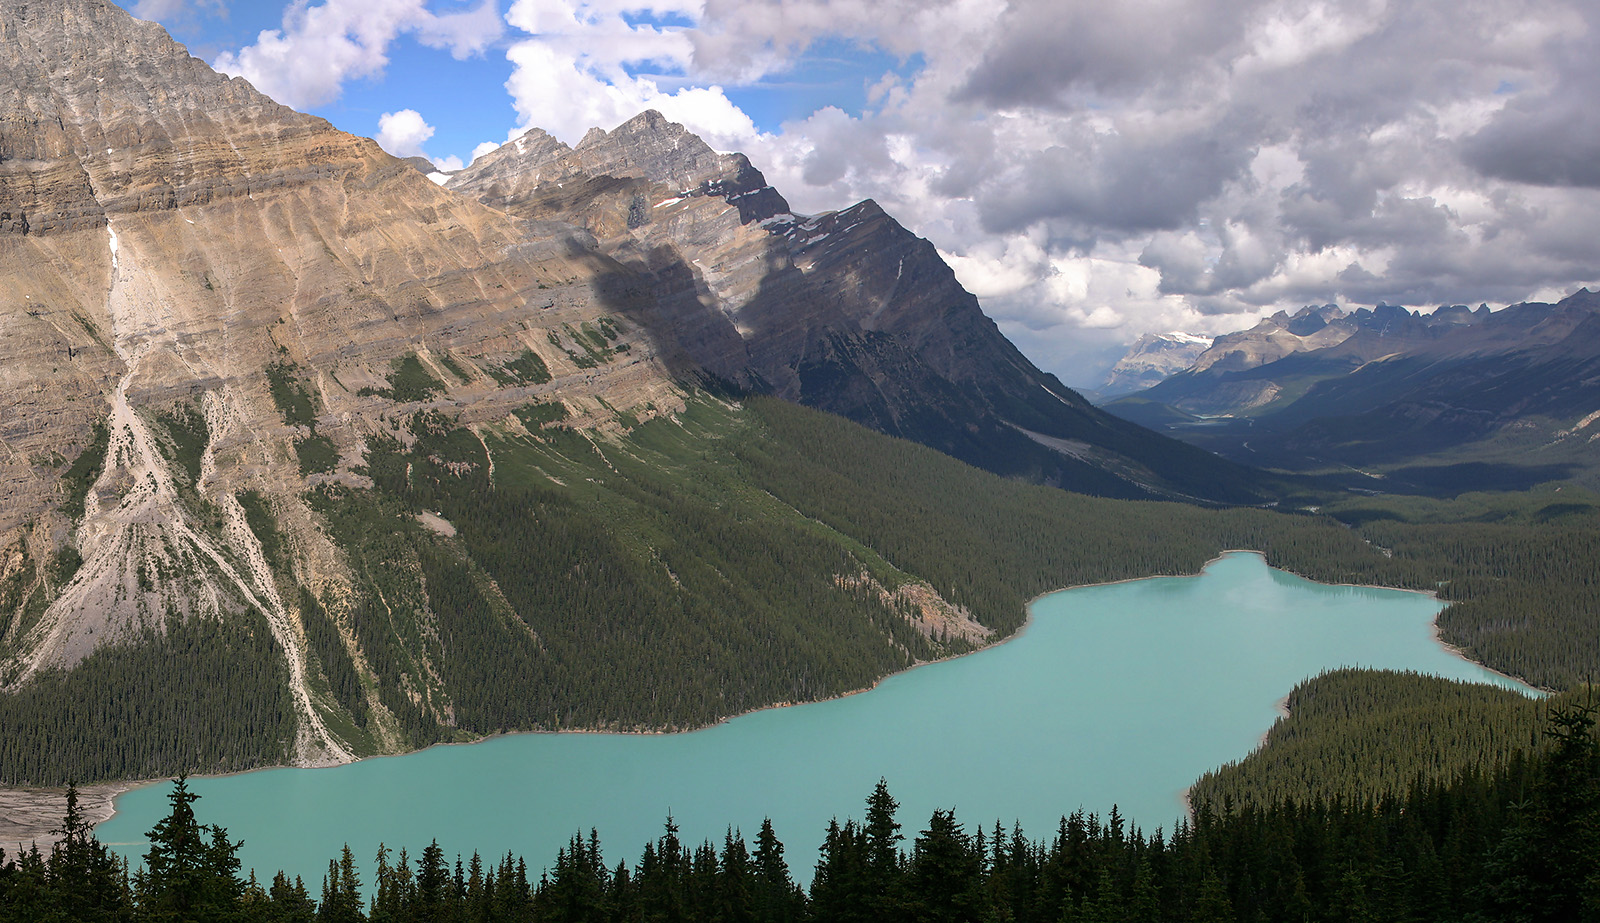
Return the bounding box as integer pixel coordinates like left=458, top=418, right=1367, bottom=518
left=3, top=703, right=1597, bottom=922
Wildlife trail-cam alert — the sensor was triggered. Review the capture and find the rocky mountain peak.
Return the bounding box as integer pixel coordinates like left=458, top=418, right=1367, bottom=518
left=1559, top=286, right=1600, bottom=311
left=0, top=0, right=323, bottom=236
left=572, top=110, right=728, bottom=188
left=448, top=111, right=783, bottom=221
left=1284, top=305, right=1342, bottom=336
left=1430, top=304, right=1476, bottom=325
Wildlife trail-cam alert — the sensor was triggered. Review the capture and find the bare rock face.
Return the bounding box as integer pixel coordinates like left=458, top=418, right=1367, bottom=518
left=0, top=0, right=685, bottom=763
left=451, top=113, right=1265, bottom=504
left=1190, top=307, right=1354, bottom=376
left=1100, top=333, right=1213, bottom=397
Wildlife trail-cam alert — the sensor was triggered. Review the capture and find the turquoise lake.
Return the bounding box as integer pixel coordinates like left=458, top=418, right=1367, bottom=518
left=96, top=552, right=1535, bottom=885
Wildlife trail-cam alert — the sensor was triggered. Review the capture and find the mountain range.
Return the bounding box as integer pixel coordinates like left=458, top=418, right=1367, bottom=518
left=1106, top=291, right=1600, bottom=494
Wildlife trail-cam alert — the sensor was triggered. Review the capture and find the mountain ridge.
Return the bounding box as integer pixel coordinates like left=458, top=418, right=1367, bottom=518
left=1107, top=290, right=1600, bottom=493
left=1098, top=332, right=1213, bottom=397
left=450, top=111, right=1272, bottom=504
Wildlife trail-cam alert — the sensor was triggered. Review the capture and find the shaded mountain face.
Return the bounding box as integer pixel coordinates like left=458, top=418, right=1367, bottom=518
left=1107, top=292, right=1600, bottom=494
left=449, top=114, right=1271, bottom=504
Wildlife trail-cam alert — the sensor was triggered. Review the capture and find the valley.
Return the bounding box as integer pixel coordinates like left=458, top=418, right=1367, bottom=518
left=1104, top=292, right=1600, bottom=496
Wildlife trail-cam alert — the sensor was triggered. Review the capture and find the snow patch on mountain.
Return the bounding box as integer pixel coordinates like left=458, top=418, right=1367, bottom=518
left=1100, top=332, right=1213, bottom=396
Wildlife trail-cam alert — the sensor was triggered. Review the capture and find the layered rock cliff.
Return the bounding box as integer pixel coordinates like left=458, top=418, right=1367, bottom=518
left=0, top=0, right=685, bottom=764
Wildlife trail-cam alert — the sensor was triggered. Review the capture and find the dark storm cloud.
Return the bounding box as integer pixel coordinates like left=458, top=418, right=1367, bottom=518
left=976, top=124, right=1259, bottom=237
left=954, top=0, right=1265, bottom=108
left=1280, top=187, right=1458, bottom=254
left=1459, top=2, right=1600, bottom=189
left=1462, top=72, right=1600, bottom=188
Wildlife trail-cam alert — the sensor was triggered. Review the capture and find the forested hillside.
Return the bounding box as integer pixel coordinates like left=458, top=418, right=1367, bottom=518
left=1314, top=490, right=1600, bottom=691
left=0, top=389, right=1355, bottom=784
left=6, top=393, right=1599, bottom=785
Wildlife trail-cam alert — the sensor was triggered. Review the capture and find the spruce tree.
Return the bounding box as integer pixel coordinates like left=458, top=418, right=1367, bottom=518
left=134, top=775, right=245, bottom=922
left=46, top=783, right=129, bottom=923
left=317, top=846, right=363, bottom=923
left=752, top=818, right=802, bottom=923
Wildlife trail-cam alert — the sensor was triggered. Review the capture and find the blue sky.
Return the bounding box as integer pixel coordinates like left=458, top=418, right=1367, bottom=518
left=145, top=2, right=920, bottom=173
left=151, top=2, right=521, bottom=165
left=133, top=0, right=1600, bottom=387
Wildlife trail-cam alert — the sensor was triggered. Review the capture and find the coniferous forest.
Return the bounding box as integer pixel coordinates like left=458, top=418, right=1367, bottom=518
left=6, top=393, right=1600, bottom=784
left=2, top=703, right=1597, bottom=923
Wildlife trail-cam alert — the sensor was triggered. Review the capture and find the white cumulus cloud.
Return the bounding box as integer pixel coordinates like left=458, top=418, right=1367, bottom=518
left=375, top=110, right=469, bottom=171
left=214, top=0, right=504, bottom=110
left=200, top=0, right=1600, bottom=384
left=499, top=0, right=761, bottom=150
left=376, top=109, right=436, bottom=158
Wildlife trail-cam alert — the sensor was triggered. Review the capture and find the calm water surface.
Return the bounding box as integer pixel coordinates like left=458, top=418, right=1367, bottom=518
left=97, top=552, right=1535, bottom=883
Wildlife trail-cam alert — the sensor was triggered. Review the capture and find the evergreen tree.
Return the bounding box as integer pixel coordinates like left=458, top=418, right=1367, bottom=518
left=1478, top=703, right=1600, bottom=923
left=751, top=819, right=803, bottom=923
left=134, top=775, right=246, bottom=922
left=539, top=832, right=608, bottom=923
left=635, top=817, right=688, bottom=923
left=370, top=846, right=413, bottom=923
left=1190, top=871, right=1233, bottom=923
left=414, top=841, right=451, bottom=923
left=715, top=830, right=755, bottom=923
left=864, top=779, right=908, bottom=922
left=810, top=819, right=870, bottom=923
left=317, top=846, right=364, bottom=923
left=906, top=809, right=985, bottom=923
left=263, top=873, right=316, bottom=923
left=1, top=845, right=51, bottom=923
left=45, top=783, right=129, bottom=923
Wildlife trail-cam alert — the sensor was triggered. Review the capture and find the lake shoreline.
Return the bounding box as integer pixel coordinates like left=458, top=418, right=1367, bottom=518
left=0, top=781, right=134, bottom=855
left=4, top=550, right=1519, bottom=848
